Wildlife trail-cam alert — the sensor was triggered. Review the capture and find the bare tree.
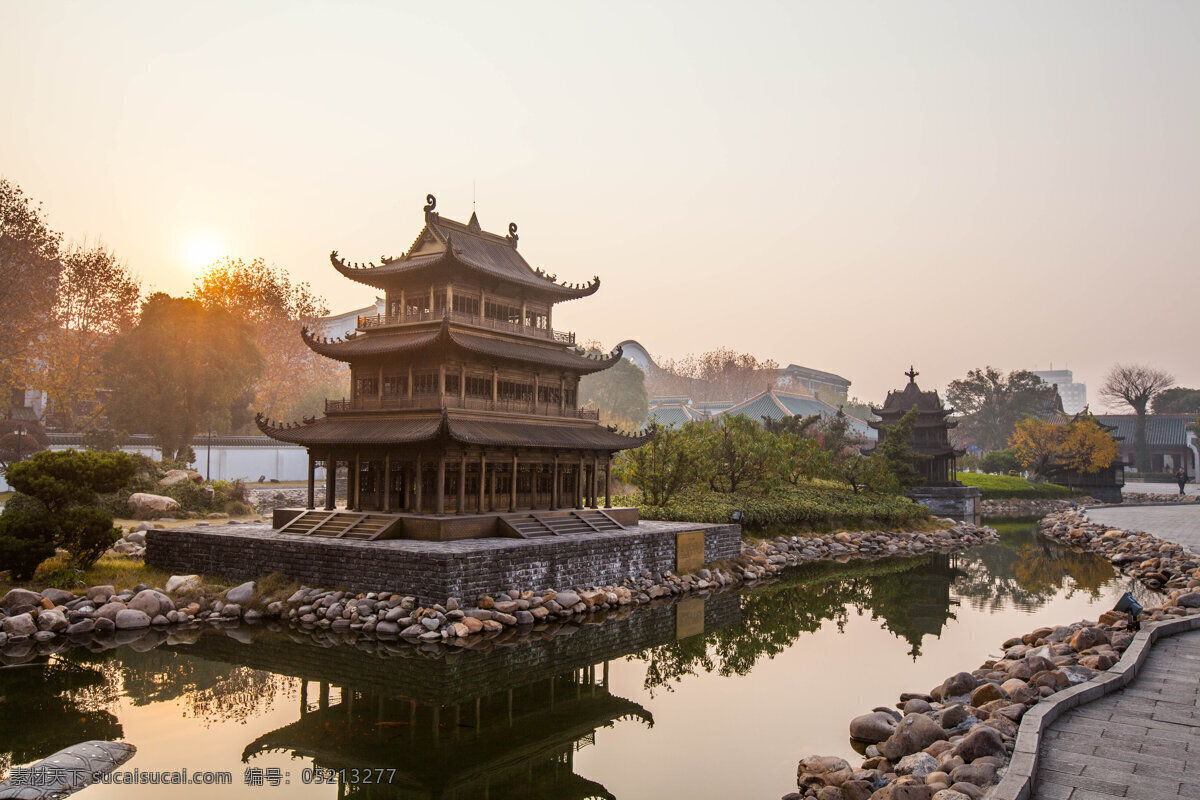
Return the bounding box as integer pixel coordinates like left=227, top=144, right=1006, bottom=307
left=1100, top=363, right=1175, bottom=472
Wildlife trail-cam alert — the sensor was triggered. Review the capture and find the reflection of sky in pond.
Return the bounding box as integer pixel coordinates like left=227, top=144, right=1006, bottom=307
left=0, top=520, right=1145, bottom=800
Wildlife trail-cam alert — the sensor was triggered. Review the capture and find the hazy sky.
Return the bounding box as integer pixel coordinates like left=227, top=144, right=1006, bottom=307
left=3, top=2, right=1197, bottom=406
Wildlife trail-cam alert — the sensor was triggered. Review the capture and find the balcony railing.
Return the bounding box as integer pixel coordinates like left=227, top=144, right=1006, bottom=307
left=325, top=394, right=600, bottom=419
left=356, top=310, right=576, bottom=345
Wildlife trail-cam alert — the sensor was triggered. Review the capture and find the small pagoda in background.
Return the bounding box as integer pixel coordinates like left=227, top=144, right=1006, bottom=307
left=257, top=195, right=650, bottom=540
left=868, top=367, right=964, bottom=486
left=868, top=368, right=980, bottom=518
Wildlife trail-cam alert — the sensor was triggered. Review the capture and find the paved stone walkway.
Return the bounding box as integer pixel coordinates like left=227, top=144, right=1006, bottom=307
left=1031, top=503, right=1200, bottom=799
left=1033, top=631, right=1200, bottom=799
left=1087, top=504, right=1200, bottom=555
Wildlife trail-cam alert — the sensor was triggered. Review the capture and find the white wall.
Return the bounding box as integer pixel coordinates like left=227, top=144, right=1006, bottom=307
left=1, top=443, right=321, bottom=491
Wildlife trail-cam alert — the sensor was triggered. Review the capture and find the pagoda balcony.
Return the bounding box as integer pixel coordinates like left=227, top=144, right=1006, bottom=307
left=357, top=310, right=576, bottom=345
left=325, top=394, right=601, bottom=420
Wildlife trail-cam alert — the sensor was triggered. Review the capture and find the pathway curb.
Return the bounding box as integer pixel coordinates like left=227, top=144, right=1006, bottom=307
left=986, top=613, right=1200, bottom=800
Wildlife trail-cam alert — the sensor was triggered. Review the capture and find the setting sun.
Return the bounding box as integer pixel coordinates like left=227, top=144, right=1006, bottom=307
left=182, top=234, right=225, bottom=272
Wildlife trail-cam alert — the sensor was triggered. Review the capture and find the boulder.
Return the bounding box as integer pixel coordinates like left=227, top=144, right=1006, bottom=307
left=36, top=609, right=68, bottom=633
left=0, top=588, right=41, bottom=611
left=931, top=792, right=973, bottom=800
left=896, top=752, right=939, bottom=779
left=41, top=588, right=76, bottom=606
left=86, top=585, right=116, bottom=604
left=128, top=590, right=173, bottom=618
left=127, top=493, right=180, bottom=516
left=124, top=531, right=147, bottom=545
left=165, top=575, right=201, bottom=594
left=949, top=763, right=996, bottom=787
left=225, top=581, right=256, bottom=605
left=1176, top=592, right=1200, bottom=608
left=797, top=755, right=853, bottom=789
left=93, top=601, right=127, bottom=621
left=554, top=590, right=582, bottom=608
left=939, top=704, right=968, bottom=730
left=953, top=726, right=1005, bottom=762
left=66, top=619, right=96, bottom=635
left=939, top=672, right=980, bottom=699
left=850, top=711, right=899, bottom=743
left=1069, top=626, right=1109, bottom=652
left=969, top=683, right=1006, bottom=707
left=160, top=469, right=203, bottom=487
left=882, top=714, right=948, bottom=761
left=0, top=612, right=36, bottom=637
left=115, top=609, right=152, bottom=629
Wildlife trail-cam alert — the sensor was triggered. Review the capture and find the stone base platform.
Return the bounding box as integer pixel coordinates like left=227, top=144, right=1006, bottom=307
left=907, top=485, right=982, bottom=518
left=271, top=506, right=641, bottom=541
left=145, top=520, right=741, bottom=606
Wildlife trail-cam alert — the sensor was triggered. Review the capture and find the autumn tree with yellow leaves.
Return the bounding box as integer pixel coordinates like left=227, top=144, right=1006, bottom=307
left=1009, top=416, right=1118, bottom=486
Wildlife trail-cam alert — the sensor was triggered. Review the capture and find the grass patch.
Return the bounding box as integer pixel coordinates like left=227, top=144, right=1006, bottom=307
left=1, top=554, right=174, bottom=595
left=957, top=472, right=1073, bottom=500
left=617, top=484, right=931, bottom=533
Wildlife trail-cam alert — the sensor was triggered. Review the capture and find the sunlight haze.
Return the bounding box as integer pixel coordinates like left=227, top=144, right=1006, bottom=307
left=3, top=1, right=1197, bottom=403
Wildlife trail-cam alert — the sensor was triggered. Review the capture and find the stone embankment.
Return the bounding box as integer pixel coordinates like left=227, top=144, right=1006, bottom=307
left=789, top=508, right=1200, bottom=800
left=979, top=499, right=1084, bottom=518
left=0, top=522, right=994, bottom=658
left=1118, top=491, right=1197, bottom=505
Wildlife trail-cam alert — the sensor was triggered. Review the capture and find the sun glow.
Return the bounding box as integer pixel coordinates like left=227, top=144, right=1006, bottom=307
left=183, top=235, right=225, bottom=272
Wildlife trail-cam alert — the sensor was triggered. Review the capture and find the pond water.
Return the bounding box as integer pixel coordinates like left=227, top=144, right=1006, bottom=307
left=0, top=520, right=1160, bottom=800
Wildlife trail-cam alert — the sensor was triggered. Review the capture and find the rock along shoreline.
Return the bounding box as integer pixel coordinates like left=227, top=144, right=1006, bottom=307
left=791, top=507, right=1200, bottom=800
left=0, top=521, right=996, bottom=662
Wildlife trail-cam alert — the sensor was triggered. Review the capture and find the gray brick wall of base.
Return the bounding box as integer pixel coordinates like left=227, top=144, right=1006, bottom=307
left=145, top=521, right=741, bottom=606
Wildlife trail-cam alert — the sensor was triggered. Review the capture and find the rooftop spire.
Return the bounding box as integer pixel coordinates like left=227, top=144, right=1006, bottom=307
left=905, top=366, right=919, bottom=383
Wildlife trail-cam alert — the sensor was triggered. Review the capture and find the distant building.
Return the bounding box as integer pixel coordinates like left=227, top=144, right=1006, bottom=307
left=1033, top=369, right=1087, bottom=415
left=1095, top=414, right=1199, bottom=477
left=314, top=297, right=385, bottom=339
left=777, top=364, right=851, bottom=397
left=648, top=388, right=875, bottom=441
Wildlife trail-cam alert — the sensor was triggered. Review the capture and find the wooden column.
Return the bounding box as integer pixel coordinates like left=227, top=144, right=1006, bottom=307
left=520, top=299, right=527, bottom=329
left=559, top=375, right=565, bottom=414
left=510, top=454, right=518, bottom=511
left=398, top=289, right=405, bottom=320
left=460, top=364, right=466, bottom=401
left=415, top=453, right=423, bottom=513
left=407, top=365, right=413, bottom=399
left=446, top=282, right=454, bottom=314
left=551, top=454, right=559, bottom=510
left=590, top=454, right=599, bottom=508
left=383, top=452, right=392, bottom=512
left=533, top=374, right=539, bottom=411
left=428, top=285, right=434, bottom=315
left=604, top=457, right=612, bottom=508
left=436, top=456, right=446, bottom=515
left=489, top=465, right=496, bottom=512
left=492, top=367, right=499, bottom=402
left=377, top=364, right=383, bottom=404
left=575, top=455, right=583, bottom=508
left=353, top=451, right=362, bottom=510
left=306, top=453, right=315, bottom=509
left=479, top=453, right=487, bottom=513
left=439, top=364, right=446, bottom=398
left=324, top=454, right=335, bottom=510
left=457, top=454, right=466, bottom=515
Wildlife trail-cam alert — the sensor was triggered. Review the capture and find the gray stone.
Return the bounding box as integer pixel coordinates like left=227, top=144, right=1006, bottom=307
left=554, top=590, right=581, bottom=608
left=881, top=714, right=948, bottom=761
left=515, top=610, right=535, bottom=625
left=1, top=612, right=36, bottom=637
left=896, top=752, right=939, bottom=779
left=86, top=585, right=116, bottom=603
left=151, top=614, right=170, bottom=626
left=0, top=588, right=41, bottom=610
left=34, top=630, right=57, bottom=642
left=220, top=604, right=242, bottom=618
left=225, top=581, right=256, bottom=605
left=850, top=711, right=898, bottom=743
left=1176, top=592, right=1200, bottom=608
left=797, top=755, right=852, bottom=789
left=66, top=619, right=95, bottom=635
left=93, top=617, right=115, bottom=633
left=115, top=609, right=152, bottom=629
left=36, top=609, right=68, bottom=633
left=40, top=588, right=76, bottom=606
left=128, top=589, right=173, bottom=617
left=939, top=704, right=968, bottom=730
left=165, top=575, right=201, bottom=594
left=125, top=530, right=147, bottom=545
left=375, top=621, right=400, bottom=635
left=948, top=762, right=995, bottom=787
left=421, top=616, right=440, bottom=631
left=952, top=726, right=1004, bottom=762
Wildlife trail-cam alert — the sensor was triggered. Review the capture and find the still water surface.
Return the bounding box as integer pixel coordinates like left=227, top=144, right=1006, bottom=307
left=1, top=520, right=1156, bottom=800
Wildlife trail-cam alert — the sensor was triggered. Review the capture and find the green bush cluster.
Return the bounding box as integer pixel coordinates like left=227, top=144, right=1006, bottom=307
left=0, top=450, right=137, bottom=580
left=617, top=485, right=929, bottom=532
left=957, top=472, right=1072, bottom=499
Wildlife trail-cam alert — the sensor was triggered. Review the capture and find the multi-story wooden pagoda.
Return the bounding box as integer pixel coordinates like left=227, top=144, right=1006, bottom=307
left=867, top=367, right=964, bottom=487
left=257, top=195, right=649, bottom=539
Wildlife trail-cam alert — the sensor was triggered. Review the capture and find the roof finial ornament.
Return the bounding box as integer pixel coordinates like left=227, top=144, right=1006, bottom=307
left=905, top=366, right=919, bottom=383
left=423, top=194, right=437, bottom=217
left=507, top=222, right=518, bottom=246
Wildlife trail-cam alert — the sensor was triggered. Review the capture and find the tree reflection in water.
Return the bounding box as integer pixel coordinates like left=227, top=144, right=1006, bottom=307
left=0, top=653, right=122, bottom=774
left=634, top=520, right=1124, bottom=691
left=108, top=646, right=296, bottom=727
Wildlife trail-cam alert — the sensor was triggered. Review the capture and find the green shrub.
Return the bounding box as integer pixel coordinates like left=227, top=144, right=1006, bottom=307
left=957, top=472, right=1072, bottom=499
left=621, top=484, right=930, bottom=532
left=980, top=448, right=1020, bottom=475
left=0, top=511, right=58, bottom=581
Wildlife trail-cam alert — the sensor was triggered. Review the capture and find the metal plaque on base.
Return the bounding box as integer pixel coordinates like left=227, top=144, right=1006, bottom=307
left=676, top=530, right=705, bottom=574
